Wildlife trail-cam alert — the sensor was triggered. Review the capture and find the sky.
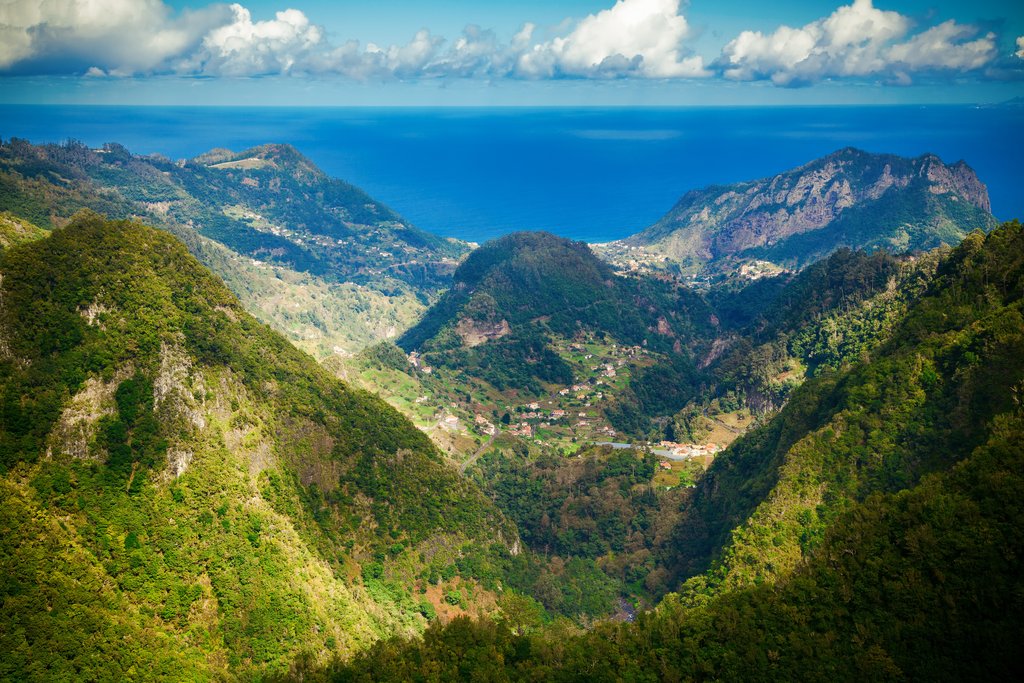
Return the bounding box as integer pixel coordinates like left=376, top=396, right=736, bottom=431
left=1, top=0, right=1023, bottom=105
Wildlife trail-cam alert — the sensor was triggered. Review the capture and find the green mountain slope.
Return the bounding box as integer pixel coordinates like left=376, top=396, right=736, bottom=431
left=0, top=212, right=47, bottom=250
left=332, top=220, right=1024, bottom=681
left=0, top=213, right=513, bottom=680
left=0, top=138, right=467, bottom=357
left=398, top=231, right=713, bottom=394
left=339, top=412, right=1024, bottom=681
left=694, top=247, right=943, bottom=414
left=670, top=222, right=1023, bottom=593
left=598, top=148, right=997, bottom=274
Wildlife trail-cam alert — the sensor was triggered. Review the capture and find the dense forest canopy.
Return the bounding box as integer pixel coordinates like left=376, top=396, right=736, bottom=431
left=0, top=214, right=518, bottom=679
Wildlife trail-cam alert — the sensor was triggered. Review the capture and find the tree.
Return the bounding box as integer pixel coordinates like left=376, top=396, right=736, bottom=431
left=496, top=592, right=545, bottom=635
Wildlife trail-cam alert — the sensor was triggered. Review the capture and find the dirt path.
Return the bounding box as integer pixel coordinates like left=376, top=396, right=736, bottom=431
left=711, top=416, right=743, bottom=435
left=459, top=434, right=495, bottom=474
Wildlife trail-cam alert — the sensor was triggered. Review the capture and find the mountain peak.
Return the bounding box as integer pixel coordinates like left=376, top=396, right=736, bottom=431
left=611, top=148, right=996, bottom=273
left=193, top=142, right=321, bottom=180
left=823, top=146, right=868, bottom=160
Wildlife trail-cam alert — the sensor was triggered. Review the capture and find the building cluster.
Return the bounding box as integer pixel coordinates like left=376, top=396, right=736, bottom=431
left=508, top=422, right=533, bottom=438
left=473, top=414, right=497, bottom=436
left=407, top=351, right=432, bottom=374
left=658, top=441, right=721, bottom=459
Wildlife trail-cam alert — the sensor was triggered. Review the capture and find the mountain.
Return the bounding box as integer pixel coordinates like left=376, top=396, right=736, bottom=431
left=692, top=246, right=943, bottom=414
left=0, top=138, right=468, bottom=356
left=334, top=220, right=1024, bottom=681
left=375, top=230, right=946, bottom=455
left=598, top=148, right=997, bottom=274
left=0, top=213, right=515, bottom=680
left=398, top=231, right=713, bottom=394
left=666, top=223, right=1023, bottom=592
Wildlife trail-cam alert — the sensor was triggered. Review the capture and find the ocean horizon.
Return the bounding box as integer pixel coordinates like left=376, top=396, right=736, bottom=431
left=2, top=104, right=1021, bottom=244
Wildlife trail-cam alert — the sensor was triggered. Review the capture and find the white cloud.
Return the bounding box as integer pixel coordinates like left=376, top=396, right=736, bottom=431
left=303, top=0, right=707, bottom=82
left=379, top=29, right=444, bottom=78
left=517, top=0, right=706, bottom=79
left=719, top=0, right=910, bottom=85
left=718, top=0, right=998, bottom=86
left=887, top=21, right=996, bottom=71
left=175, top=4, right=323, bottom=76
left=0, top=0, right=1010, bottom=85
left=0, top=0, right=230, bottom=74
left=424, top=25, right=511, bottom=78
left=1016, top=36, right=1024, bottom=59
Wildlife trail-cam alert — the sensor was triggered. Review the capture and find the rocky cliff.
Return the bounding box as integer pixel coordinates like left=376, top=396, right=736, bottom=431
left=605, top=148, right=997, bottom=273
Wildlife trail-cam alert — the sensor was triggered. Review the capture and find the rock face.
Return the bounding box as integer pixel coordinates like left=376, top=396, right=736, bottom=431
left=616, top=148, right=997, bottom=271
left=455, top=316, right=511, bottom=347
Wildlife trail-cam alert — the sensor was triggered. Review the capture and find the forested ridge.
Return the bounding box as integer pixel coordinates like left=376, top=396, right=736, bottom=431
left=0, top=214, right=515, bottom=680
left=399, top=231, right=713, bottom=395
left=333, top=220, right=1024, bottom=681
left=0, top=137, right=466, bottom=357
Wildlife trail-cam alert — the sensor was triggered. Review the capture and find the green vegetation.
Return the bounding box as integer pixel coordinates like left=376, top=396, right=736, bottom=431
left=710, top=248, right=941, bottom=407
left=0, top=214, right=515, bottom=679
left=0, top=138, right=467, bottom=357
left=0, top=211, right=48, bottom=250
left=600, top=247, right=945, bottom=443
left=337, top=413, right=1024, bottom=681
left=672, top=221, right=1024, bottom=595
left=3, top=137, right=1020, bottom=681
left=392, top=229, right=951, bottom=449
left=398, top=231, right=712, bottom=393
left=474, top=444, right=687, bottom=599
left=388, top=231, right=718, bottom=450
left=608, top=147, right=997, bottom=275
left=331, top=220, right=1024, bottom=682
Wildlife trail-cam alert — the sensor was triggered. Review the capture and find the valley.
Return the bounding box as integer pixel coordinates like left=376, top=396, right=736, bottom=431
left=337, top=334, right=744, bottom=484
left=1, top=135, right=1020, bottom=681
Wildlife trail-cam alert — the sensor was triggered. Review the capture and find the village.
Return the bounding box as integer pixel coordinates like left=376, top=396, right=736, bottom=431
left=343, top=328, right=742, bottom=489
left=401, top=335, right=738, bottom=482
left=415, top=337, right=647, bottom=445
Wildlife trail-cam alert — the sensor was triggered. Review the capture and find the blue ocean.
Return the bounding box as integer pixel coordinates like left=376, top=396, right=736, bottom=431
left=1, top=105, right=1021, bottom=243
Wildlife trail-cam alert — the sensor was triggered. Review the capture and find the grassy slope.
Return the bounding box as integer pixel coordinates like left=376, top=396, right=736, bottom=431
left=671, top=222, right=1024, bottom=594
left=0, top=212, right=48, bottom=250
left=0, top=214, right=512, bottom=680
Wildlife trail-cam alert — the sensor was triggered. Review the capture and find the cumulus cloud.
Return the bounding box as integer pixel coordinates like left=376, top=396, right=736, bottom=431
left=517, top=0, right=706, bottom=79
left=313, top=0, right=707, bottom=81
left=0, top=0, right=1010, bottom=85
left=376, top=29, right=445, bottom=78
left=718, top=0, right=997, bottom=86
left=1017, top=36, right=1024, bottom=59
left=887, top=21, right=996, bottom=72
left=0, top=0, right=230, bottom=75
left=719, top=0, right=909, bottom=85
left=0, top=0, right=706, bottom=81
left=177, top=4, right=323, bottom=77
left=421, top=24, right=520, bottom=78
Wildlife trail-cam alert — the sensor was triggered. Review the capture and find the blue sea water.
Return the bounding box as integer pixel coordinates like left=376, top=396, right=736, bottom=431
left=1, top=105, right=1021, bottom=244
